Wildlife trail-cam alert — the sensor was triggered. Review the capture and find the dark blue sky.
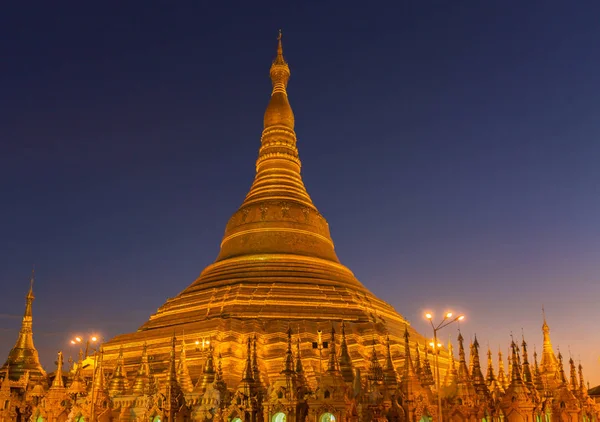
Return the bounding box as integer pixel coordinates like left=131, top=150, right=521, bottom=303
left=1, top=2, right=599, bottom=383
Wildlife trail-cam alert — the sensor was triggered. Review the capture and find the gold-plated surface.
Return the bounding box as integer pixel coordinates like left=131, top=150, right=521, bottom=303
left=101, top=32, right=425, bottom=388
left=0, top=272, right=46, bottom=381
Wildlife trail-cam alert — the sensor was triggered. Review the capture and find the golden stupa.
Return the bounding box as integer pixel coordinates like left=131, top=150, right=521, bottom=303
left=103, top=33, right=430, bottom=387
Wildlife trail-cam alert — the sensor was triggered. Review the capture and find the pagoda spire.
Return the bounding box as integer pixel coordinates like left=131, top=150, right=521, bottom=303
left=215, top=31, right=341, bottom=265
left=165, top=335, right=183, bottom=421
left=368, top=342, right=383, bottom=383
left=1, top=269, right=46, bottom=381
left=497, top=349, right=509, bottom=390
left=532, top=347, right=544, bottom=391
left=443, top=339, right=457, bottom=387
left=197, top=341, right=216, bottom=392
left=93, top=348, right=106, bottom=394
left=50, top=351, right=65, bottom=389
left=557, top=350, right=567, bottom=385
left=422, top=346, right=435, bottom=386
left=521, top=334, right=534, bottom=389
left=242, top=338, right=254, bottom=383
left=383, top=335, right=398, bottom=387
left=510, top=340, right=523, bottom=382
left=540, top=307, right=559, bottom=376
left=252, top=335, right=262, bottom=388
left=568, top=356, right=578, bottom=392
left=281, top=326, right=295, bottom=375
left=108, top=346, right=129, bottom=397
left=414, top=343, right=424, bottom=383
left=457, top=332, right=470, bottom=383
left=486, top=347, right=496, bottom=384
left=470, top=335, right=488, bottom=397
left=402, top=326, right=417, bottom=378
left=133, top=343, right=151, bottom=396
left=339, top=321, right=354, bottom=382
left=326, top=325, right=340, bottom=373
left=578, top=363, right=588, bottom=398
left=177, top=338, right=193, bottom=393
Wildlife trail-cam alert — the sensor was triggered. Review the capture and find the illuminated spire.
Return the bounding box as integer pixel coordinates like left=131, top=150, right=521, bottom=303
left=422, top=346, right=434, bottom=386
left=197, top=341, right=216, bottom=392
left=242, top=338, right=254, bottom=383
left=486, top=347, right=496, bottom=385
left=93, top=348, right=106, bottom=394
left=521, top=334, right=534, bottom=388
left=0, top=269, right=46, bottom=381
left=557, top=351, right=567, bottom=385
left=568, top=356, right=578, bottom=392
left=383, top=335, right=398, bottom=387
left=402, top=326, right=416, bottom=378
left=540, top=307, right=559, bottom=375
left=281, top=326, right=294, bottom=375
left=339, top=321, right=354, bottom=383
left=50, top=351, right=65, bottom=389
left=443, top=339, right=457, bottom=387
left=177, top=338, right=193, bottom=393
left=108, top=347, right=129, bottom=397
left=252, top=335, right=262, bottom=388
left=215, top=31, right=341, bottom=265
left=532, top=347, right=544, bottom=391
left=457, top=332, right=470, bottom=383
left=510, top=340, right=523, bottom=382
left=326, top=325, right=340, bottom=373
left=414, top=343, right=424, bottom=382
left=470, top=335, right=488, bottom=397
left=368, top=342, right=383, bottom=383
left=578, top=363, right=588, bottom=398
left=497, top=349, right=509, bottom=390
left=133, top=343, right=151, bottom=396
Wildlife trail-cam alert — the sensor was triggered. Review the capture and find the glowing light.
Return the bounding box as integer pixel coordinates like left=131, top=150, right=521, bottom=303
left=195, top=341, right=200, bottom=345
left=75, top=337, right=82, bottom=343
left=206, top=340, right=210, bottom=345
left=458, top=315, right=465, bottom=321
left=446, top=312, right=453, bottom=318
left=91, top=336, right=97, bottom=342
left=425, top=313, right=432, bottom=319
left=70, top=340, right=76, bottom=345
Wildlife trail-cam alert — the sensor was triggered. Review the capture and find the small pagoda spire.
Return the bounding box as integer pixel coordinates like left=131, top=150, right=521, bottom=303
left=281, top=326, right=295, bottom=375
left=532, top=347, right=544, bottom=391
left=133, top=343, right=151, bottom=396
left=568, top=356, right=578, bottom=392
left=252, top=335, right=262, bottom=388
left=402, top=326, right=416, bottom=378
left=165, top=334, right=182, bottom=421
left=383, top=335, right=398, bottom=387
left=339, top=321, right=354, bottom=382
left=177, top=338, right=193, bottom=393
left=295, top=335, right=304, bottom=375
left=557, top=350, right=567, bottom=385
left=93, top=348, right=106, bottom=394
left=67, top=349, right=87, bottom=396
left=326, top=324, right=339, bottom=373
left=521, top=334, right=534, bottom=388
left=470, top=335, right=488, bottom=397
left=486, top=347, right=496, bottom=385
left=457, top=332, right=470, bottom=383
left=242, top=337, right=254, bottom=382
left=0, top=269, right=46, bottom=380
left=497, top=349, right=509, bottom=390
left=414, top=343, right=424, bottom=382
left=578, top=362, right=588, bottom=398
left=443, top=339, right=457, bottom=387
left=368, top=341, right=383, bottom=383
left=540, top=307, right=559, bottom=375
left=422, top=346, right=435, bottom=386
left=510, top=339, right=523, bottom=382
left=50, top=351, right=65, bottom=389
left=108, top=346, right=129, bottom=397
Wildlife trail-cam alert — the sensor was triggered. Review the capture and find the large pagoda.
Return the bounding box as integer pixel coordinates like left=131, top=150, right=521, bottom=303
left=103, top=34, right=431, bottom=387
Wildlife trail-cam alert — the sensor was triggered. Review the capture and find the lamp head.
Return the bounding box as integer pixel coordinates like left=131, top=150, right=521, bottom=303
left=446, top=312, right=453, bottom=318
left=458, top=315, right=465, bottom=321
left=425, top=313, right=433, bottom=320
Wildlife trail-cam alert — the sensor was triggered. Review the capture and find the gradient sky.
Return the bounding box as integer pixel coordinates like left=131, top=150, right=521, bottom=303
left=1, top=2, right=599, bottom=385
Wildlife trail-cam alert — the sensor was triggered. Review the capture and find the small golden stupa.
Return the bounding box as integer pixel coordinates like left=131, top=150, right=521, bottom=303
left=102, top=32, right=430, bottom=387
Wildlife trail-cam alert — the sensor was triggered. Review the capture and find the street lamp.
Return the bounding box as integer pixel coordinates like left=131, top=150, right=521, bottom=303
left=70, top=335, right=102, bottom=422
left=424, top=311, right=465, bottom=422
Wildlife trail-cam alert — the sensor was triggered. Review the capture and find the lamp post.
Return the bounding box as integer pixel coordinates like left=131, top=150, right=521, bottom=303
left=70, top=335, right=101, bottom=422
left=425, top=311, right=465, bottom=422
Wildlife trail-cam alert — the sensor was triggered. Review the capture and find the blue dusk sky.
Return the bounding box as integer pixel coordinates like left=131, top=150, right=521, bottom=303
left=1, top=2, right=599, bottom=384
